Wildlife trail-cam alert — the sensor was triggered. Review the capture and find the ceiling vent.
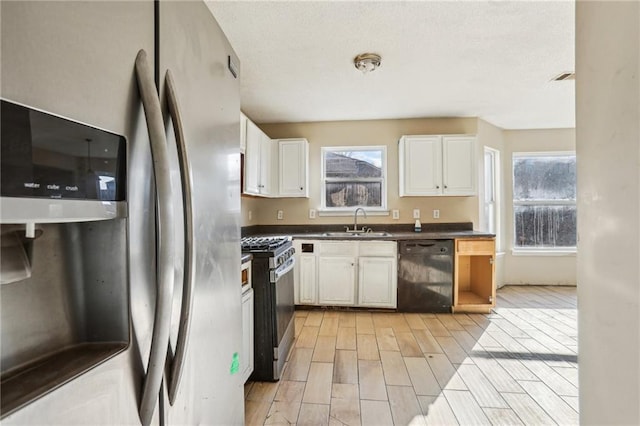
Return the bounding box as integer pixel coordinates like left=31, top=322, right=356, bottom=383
left=552, top=72, right=575, bottom=81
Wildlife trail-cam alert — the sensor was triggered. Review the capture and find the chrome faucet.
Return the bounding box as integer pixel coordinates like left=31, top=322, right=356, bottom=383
left=349, top=207, right=368, bottom=233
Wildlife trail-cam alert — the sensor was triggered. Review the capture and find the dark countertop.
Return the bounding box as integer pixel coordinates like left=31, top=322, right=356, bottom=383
left=241, top=253, right=253, bottom=264
left=242, top=223, right=494, bottom=241
left=298, top=230, right=494, bottom=241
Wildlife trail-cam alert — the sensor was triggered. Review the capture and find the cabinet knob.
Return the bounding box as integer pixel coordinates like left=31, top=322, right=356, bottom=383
left=436, top=185, right=440, bottom=189
left=444, top=185, right=448, bottom=189
left=300, top=187, right=303, bottom=190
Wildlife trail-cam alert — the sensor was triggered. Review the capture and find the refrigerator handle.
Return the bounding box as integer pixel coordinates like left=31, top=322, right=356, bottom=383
left=135, top=49, right=175, bottom=426
left=164, top=69, right=196, bottom=406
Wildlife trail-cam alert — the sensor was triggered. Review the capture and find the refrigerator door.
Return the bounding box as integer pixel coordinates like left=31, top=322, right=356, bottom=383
left=157, top=2, right=244, bottom=425
left=1, top=1, right=158, bottom=424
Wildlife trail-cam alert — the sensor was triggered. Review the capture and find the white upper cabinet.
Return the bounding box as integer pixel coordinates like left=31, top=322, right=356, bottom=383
left=259, top=129, right=274, bottom=196
left=399, top=136, right=442, bottom=196
left=278, top=138, right=309, bottom=198
left=240, top=112, right=248, bottom=154
left=442, top=136, right=476, bottom=195
left=243, top=116, right=307, bottom=198
left=244, top=118, right=261, bottom=195
left=243, top=118, right=274, bottom=197
left=399, top=135, right=476, bottom=196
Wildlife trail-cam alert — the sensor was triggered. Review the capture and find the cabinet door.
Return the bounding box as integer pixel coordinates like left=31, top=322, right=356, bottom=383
left=399, top=136, right=442, bottom=196
left=244, top=119, right=261, bottom=195
left=318, top=256, right=356, bottom=305
left=279, top=139, right=308, bottom=197
left=241, top=288, right=254, bottom=382
left=358, top=257, right=397, bottom=308
left=298, top=255, right=317, bottom=304
left=240, top=112, right=248, bottom=154
left=259, top=130, right=272, bottom=196
left=442, top=136, right=476, bottom=195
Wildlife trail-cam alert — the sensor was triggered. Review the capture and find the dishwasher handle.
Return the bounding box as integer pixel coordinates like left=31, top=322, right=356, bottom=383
left=399, top=240, right=453, bottom=255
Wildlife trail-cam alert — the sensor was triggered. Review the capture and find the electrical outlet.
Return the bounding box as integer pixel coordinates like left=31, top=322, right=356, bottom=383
left=248, top=211, right=252, bottom=221
left=392, top=209, right=400, bottom=220
left=309, top=209, right=316, bottom=219
left=433, top=209, right=440, bottom=219
left=277, top=210, right=284, bottom=220
left=413, top=209, right=420, bottom=219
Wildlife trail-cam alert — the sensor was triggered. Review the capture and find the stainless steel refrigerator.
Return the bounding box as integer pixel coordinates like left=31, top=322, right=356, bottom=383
left=0, top=1, right=243, bottom=424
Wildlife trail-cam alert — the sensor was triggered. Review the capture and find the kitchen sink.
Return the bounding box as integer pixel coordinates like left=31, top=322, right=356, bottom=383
left=321, top=231, right=392, bottom=237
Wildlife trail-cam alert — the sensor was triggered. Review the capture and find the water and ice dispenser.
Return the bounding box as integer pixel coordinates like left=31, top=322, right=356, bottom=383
left=0, top=99, right=129, bottom=417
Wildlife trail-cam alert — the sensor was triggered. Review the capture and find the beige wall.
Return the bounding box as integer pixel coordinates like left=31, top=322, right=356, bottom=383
left=502, top=128, right=576, bottom=285
left=240, top=196, right=261, bottom=226
left=252, top=117, right=480, bottom=226
left=576, top=1, right=640, bottom=423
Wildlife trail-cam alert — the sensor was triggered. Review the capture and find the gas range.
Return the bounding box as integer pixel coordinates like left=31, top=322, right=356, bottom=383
left=241, top=236, right=294, bottom=269
left=241, top=235, right=296, bottom=381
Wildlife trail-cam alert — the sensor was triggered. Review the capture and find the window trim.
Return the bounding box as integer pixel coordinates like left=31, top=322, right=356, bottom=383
left=512, top=151, right=577, bottom=252
left=511, top=248, right=576, bottom=256
left=320, top=145, right=388, bottom=212
left=482, top=146, right=501, bottom=252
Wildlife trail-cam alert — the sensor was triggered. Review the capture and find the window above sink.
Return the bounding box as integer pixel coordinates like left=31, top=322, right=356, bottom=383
left=320, top=146, right=387, bottom=214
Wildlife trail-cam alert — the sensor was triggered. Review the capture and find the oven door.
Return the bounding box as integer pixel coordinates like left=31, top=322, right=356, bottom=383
left=270, top=256, right=295, bottom=379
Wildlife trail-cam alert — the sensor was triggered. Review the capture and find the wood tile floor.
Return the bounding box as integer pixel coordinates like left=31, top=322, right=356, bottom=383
left=245, top=285, right=578, bottom=425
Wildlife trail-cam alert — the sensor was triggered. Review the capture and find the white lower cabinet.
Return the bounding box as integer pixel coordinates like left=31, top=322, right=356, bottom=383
left=241, top=288, right=254, bottom=383
left=318, top=256, right=356, bottom=305
left=298, top=254, right=317, bottom=304
left=294, top=240, right=397, bottom=308
left=358, top=257, right=397, bottom=307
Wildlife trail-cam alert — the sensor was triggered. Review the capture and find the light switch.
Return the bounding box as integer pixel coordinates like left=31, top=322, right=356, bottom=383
left=392, top=209, right=400, bottom=220
left=309, top=209, right=316, bottom=219
left=413, top=209, right=420, bottom=219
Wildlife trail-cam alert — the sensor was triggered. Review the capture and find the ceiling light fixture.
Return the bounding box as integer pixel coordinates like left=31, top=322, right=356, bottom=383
left=354, top=53, right=381, bottom=74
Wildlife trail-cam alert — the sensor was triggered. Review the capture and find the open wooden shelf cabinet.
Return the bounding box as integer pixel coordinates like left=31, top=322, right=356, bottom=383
left=453, top=238, right=496, bottom=314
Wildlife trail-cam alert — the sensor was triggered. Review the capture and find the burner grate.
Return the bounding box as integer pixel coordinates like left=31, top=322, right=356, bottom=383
left=241, top=236, right=291, bottom=252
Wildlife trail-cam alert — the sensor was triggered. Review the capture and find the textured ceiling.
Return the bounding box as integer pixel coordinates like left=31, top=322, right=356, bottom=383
left=207, top=1, right=575, bottom=129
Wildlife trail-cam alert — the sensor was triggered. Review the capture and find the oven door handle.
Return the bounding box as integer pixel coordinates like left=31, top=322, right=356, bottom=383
left=270, top=258, right=295, bottom=283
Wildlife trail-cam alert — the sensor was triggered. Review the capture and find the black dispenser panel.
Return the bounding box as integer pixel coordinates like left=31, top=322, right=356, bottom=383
left=1, top=100, right=126, bottom=201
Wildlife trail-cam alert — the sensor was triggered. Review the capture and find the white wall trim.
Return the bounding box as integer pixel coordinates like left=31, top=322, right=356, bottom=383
left=511, top=249, right=576, bottom=257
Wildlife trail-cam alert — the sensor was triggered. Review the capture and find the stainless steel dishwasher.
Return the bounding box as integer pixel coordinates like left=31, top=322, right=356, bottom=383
left=398, top=240, right=454, bottom=313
